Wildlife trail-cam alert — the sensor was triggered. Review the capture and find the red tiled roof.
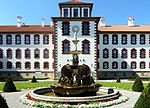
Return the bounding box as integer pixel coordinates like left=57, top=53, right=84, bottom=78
left=98, top=25, right=150, bottom=33
left=59, top=0, right=93, bottom=5
left=0, top=25, right=54, bottom=33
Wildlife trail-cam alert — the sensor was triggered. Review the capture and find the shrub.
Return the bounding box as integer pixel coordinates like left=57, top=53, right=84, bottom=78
left=134, top=83, right=150, bottom=108
left=0, top=94, right=9, bottom=108
left=31, top=76, right=37, bottom=83
left=3, top=78, right=17, bottom=92
left=132, top=77, right=144, bottom=92
left=116, top=77, right=121, bottom=83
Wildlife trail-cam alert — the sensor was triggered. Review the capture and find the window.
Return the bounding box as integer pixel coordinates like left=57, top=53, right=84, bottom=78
left=103, top=48, right=109, bottom=58
left=62, top=21, right=70, bottom=35
left=16, top=62, right=21, bottom=70
left=25, top=35, right=30, bottom=44
left=103, top=34, right=109, bottom=45
left=83, top=8, right=88, bottom=17
left=121, top=61, right=127, bottom=69
left=43, top=35, right=49, bottom=44
left=15, top=34, right=21, bottom=44
left=82, top=21, right=90, bottom=35
left=74, top=9, right=78, bottom=17
left=34, top=49, right=40, bottom=59
left=26, top=74, right=29, bottom=77
left=103, top=62, right=109, bottom=69
left=34, top=62, right=40, bottom=69
left=112, top=34, right=118, bottom=45
left=112, top=49, right=118, bottom=58
left=25, top=49, right=31, bottom=59
left=149, top=35, right=150, bottom=44
left=123, top=73, right=126, bottom=77
left=112, top=62, right=118, bottom=69
left=140, top=34, right=146, bottom=44
left=6, top=35, right=12, bottom=45
left=0, top=62, right=3, bottom=69
left=140, top=49, right=146, bottom=58
left=0, top=49, right=3, bottom=58
left=44, top=62, right=49, bottom=69
left=64, top=9, right=69, bottom=17
left=16, top=49, right=21, bottom=59
left=121, top=34, right=127, bottom=45
left=34, top=34, right=40, bottom=44
left=82, top=40, right=90, bottom=54
left=131, top=48, right=137, bottom=58
left=149, top=50, right=150, bottom=58
left=62, top=39, right=70, bottom=54
left=7, top=49, right=12, bottom=59
left=7, top=61, right=12, bottom=69
left=45, top=73, right=48, bottom=77
left=131, top=62, right=136, bottom=69
left=140, top=62, right=145, bottom=69
left=121, top=48, right=128, bottom=58
left=43, top=49, right=49, bottom=59
left=0, top=35, right=3, bottom=45
left=131, top=34, right=137, bottom=44
left=25, top=62, right=31, bottom=70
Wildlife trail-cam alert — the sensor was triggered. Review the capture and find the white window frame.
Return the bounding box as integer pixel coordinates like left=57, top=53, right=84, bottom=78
left=72, top=8, right=80, bottom=17
left=62, top=8, right=70, bottom=17
left=82, top=7, right=90, bottom=17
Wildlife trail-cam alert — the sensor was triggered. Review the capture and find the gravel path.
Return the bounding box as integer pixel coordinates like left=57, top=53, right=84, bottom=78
left=1, top=90, right=33, bottom=108
left=1, top=89, right=141, bottom=108
left=109, top=90, right=141, bottom=108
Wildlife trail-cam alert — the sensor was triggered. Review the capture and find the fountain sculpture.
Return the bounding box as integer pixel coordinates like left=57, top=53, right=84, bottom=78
left=50, top=25, right=101, bottom=97
left=20, top=25, right=126, bottom=108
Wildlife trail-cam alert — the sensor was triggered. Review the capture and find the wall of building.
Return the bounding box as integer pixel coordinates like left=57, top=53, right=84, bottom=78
left=54, top=21, right=97, bottom=79
left=98, top=33, right=150, bottom=78
left=0, top=33, right=54, bottom=79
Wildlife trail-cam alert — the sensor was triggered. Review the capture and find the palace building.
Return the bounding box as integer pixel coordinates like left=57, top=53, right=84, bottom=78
left=0, top=0, right=150, bottom=79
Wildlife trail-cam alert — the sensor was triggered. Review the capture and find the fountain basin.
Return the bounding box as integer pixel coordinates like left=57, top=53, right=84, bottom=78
left=50, top=84, right=101, bottom=97
left=29, top=87, right=121, bottom=103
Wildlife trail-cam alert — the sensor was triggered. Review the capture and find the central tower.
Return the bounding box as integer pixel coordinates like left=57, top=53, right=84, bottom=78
left=52, top=0, right=100, bottom=80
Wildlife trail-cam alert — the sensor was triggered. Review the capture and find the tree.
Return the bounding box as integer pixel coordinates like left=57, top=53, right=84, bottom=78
left=132, top=77, right=144, bottom=92
left=31, top=76, right=37, bottom=83
left=3, top=78, right=17, bottom=92
left=0, top=94, right=9, bottom=108
left=134, top=83, right=150, bottom=108
left=116, top=77, right=121, bottom=83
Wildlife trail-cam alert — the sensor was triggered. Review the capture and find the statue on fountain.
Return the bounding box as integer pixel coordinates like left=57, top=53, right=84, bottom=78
left=51, top=25, right=101, bottom=97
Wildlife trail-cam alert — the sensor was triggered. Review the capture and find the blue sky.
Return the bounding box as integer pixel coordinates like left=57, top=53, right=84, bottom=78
left=0, top=0, right=150, bottom=25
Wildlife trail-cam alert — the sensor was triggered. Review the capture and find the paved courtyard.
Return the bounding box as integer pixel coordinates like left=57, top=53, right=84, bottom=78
left=1, top=89, right=141, bottom=108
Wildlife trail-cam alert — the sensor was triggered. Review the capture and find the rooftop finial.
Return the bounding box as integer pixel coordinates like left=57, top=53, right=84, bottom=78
left=128, top=16, right=134, bottom=27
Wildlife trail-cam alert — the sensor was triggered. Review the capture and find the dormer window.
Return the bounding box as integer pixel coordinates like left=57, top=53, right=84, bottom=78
left=64, top=9, right=69, bottom=17
left=73, top=9, right=79, bottom=17
left=83, top=8, right=88, bottom=17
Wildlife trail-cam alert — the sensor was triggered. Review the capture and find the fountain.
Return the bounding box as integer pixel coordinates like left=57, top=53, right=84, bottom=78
left=20, top=25, right=128, bottom=108
left=51, top=25, right=101, bottom=97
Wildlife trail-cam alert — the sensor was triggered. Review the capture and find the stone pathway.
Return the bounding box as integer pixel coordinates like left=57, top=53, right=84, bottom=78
left=1, top=89, right=141, bottom=108
left=109, top=90, right=141, bottom=108
left=1, top=91, right=32, bottom=108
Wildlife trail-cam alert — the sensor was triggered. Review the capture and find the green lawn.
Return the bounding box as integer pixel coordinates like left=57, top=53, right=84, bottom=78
left=0, top=81, right=57, bottom=91
left=0, top=81, right=148, bottom=91
left=97, top=82, right=148, bottom=90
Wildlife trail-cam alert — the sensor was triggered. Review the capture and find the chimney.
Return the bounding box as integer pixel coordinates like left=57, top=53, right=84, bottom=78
left=99, top=17, right=106, bottom=27
left=128, top=16, right=134, bottom=26
left=41, top=18, right=45, bottom=27
left=17, top=16, right=22, bottom=27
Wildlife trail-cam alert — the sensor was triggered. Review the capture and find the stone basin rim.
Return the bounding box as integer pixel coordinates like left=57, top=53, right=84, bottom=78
left=29, top=87, right=121, bottom=103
